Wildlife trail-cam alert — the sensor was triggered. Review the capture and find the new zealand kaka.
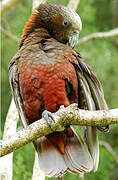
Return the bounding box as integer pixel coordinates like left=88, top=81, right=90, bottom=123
left=9, top=4, right=109, bottom=178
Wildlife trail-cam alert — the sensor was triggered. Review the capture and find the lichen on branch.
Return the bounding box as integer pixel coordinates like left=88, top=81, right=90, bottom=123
left=0, top=103, right=118, bottom=157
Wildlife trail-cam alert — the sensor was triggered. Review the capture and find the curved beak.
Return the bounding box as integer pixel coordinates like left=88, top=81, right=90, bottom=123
left=67, top=30, right=79, bottom=48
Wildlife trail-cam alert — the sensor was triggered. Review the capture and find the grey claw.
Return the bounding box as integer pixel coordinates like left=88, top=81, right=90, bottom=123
left=42, top=110, right=56, bottom=130
left=97, top=125, right=109, bottom=132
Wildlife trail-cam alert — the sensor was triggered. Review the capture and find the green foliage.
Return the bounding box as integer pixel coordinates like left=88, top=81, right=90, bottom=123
left=1, top=0, right=32, bottom=131
left=85, top=146, right=116, bottom=180
left=13, top=143, right=35, bottom=180
left=1, top=0, right=118, bottom=179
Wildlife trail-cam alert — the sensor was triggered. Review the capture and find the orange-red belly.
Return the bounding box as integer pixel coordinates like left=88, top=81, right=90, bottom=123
left=18, top=60, right=78, bottom=123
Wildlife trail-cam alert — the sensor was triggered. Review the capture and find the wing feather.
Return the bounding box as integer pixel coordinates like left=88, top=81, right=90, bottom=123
left=70, top=54, right=109, bottom=171
left=9, top=55, right=29, bottom=127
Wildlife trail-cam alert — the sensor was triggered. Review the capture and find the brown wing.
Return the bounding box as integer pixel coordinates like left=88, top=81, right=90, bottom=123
left=69, top=52, right=109, bottom=171
left=72, top=53, right=109, bottom=119
left=9, top=54, right=29, bottom=127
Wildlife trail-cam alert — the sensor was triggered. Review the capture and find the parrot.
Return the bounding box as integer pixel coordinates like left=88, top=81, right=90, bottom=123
left=9, top=4, right=109, bottom=178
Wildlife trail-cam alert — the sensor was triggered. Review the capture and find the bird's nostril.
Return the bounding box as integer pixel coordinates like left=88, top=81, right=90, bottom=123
left=74, top=30, right=79, bottom=34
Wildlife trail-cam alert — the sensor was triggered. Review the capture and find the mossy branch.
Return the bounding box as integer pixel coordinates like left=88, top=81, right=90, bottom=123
left=0, top=103, right=118, bottom=157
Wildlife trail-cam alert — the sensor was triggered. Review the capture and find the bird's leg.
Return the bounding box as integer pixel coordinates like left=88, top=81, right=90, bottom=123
left=42, top=110, right=56, bottom=130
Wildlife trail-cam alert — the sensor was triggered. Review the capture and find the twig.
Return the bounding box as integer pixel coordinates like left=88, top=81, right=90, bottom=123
left=0, top=104, right=118, bottom=157
left=0, top=26, right=19, bottom=42
left=68, top=0, right=80, bottom=11
left=100, top=140, right=118, bottom=164
left=2, top=17, right=11, bottom=32
left=0, top=98, right=19, bottom=180
left=78, top=28, right=118, bottom=45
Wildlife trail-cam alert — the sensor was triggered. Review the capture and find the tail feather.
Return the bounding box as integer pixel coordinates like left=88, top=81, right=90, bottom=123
left=35, top=137, right=67, bottom=177
left=34, top=126, right=93, bottom=177
left=78, top=74, right=99, bottom=171
left=84, top=127, right=99, bottom=171
left=64, top=133, right=93, bottom=173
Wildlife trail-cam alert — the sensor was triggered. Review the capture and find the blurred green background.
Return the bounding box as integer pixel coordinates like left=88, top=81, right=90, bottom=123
left=1, top=0, right=118, bottom=179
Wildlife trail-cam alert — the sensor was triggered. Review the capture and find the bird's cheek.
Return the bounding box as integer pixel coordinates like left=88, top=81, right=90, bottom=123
left=53, top=30, right=69, bottom=44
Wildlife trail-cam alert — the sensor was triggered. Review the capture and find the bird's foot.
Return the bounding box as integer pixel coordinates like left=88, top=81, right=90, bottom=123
left=97, top=125, right=109, bottom=132
left=42, top=110, right=56, bottom=130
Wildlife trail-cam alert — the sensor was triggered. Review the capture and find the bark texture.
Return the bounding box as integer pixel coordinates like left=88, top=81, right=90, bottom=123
left=0, top=99, right=19, bottom=180
left=0, top=104, right=118, bottom=157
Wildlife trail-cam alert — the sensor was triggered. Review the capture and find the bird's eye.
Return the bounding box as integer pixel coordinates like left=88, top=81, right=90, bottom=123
left=62, top=20, right=68, bottom=27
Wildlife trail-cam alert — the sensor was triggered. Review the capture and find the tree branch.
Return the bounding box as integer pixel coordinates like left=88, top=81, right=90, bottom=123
left=0, top=104, right=118, bottom=157
left=0, top=26, right=19, bottom=42
left=0, top=99, right=19, bottom=180
left=68, top=0, right=80, bottom=11
left=100, top=141, right=118, bottom=164
left=78, top=28, right=118, bottom=45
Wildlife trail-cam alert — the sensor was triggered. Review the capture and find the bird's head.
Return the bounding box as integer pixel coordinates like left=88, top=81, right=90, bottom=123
left=20, top=4, right=82, bottom=48
left=36, top=4, right=82, bottom=48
